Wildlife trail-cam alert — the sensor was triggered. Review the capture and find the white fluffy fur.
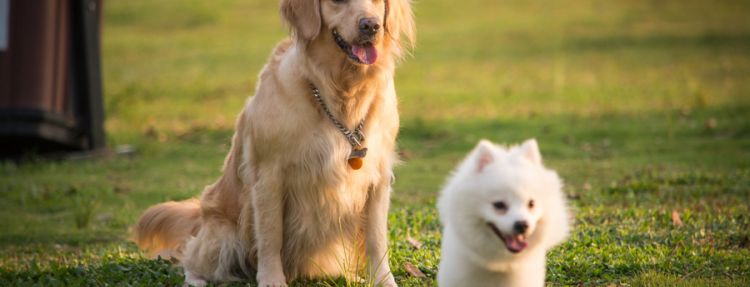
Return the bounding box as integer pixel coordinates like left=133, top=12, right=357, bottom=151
left=437, top=139, right=571, bottom=287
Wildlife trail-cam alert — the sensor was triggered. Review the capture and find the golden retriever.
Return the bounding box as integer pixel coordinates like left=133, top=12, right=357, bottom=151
left=133, top=0, right=415, bottom=286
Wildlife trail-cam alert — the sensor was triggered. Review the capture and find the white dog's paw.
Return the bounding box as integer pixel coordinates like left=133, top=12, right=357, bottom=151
left=183, top=270, right=207, bottom=287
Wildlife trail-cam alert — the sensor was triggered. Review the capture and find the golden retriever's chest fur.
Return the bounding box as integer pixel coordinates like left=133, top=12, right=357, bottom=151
left=276, top=124, right=391, bottom=278
left=251, top=111, right=389, bottom=278
left=237, top=47, right=398, bottom=276
left=281, top=125, right=377, bottom=232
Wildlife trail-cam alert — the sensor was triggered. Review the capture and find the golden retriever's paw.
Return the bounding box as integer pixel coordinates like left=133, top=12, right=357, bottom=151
left=376, top=273, right=397, bottom=287
left=345, top=273, right=365, bottom=284
left=257, top=261, right=287, bottom=286
left=183, top=270, right=207, bottom=287
left=257, top=273, right=287, bottom=287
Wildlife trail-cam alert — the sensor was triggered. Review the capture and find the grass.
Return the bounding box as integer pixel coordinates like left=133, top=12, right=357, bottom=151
left=1, top=0, right=750, bottom=285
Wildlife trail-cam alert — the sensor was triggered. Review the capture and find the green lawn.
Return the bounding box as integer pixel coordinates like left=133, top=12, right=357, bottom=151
left=2, top=0, right=749, bottom=286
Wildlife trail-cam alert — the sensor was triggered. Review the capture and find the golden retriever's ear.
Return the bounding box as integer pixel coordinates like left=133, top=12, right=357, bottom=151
left=281, top=0, right=322, bottom=42
left=385, top=0, right=416, bottom=54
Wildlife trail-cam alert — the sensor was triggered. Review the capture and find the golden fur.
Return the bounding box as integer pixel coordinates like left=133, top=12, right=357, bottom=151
left=134, top=0, right=415, bottom=286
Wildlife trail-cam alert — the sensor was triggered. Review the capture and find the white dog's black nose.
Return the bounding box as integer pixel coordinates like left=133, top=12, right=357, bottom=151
left=359, top=17, right=380, bottom=36
left=513, top=221, right=529, bottom=234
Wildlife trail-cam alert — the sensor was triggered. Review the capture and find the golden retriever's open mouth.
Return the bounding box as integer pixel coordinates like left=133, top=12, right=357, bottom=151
left=487, top=222, right=528, bottom=253
left=332, top=29, right=378, bottom=65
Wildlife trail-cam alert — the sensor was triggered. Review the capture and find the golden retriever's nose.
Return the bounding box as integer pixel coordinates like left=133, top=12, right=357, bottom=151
left=359, top=17, right=380, bottom=36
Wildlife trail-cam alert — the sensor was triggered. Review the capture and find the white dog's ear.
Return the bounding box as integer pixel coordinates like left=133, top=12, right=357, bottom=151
left=281, top=0, right=321, bottom=42
left=520, top=138, right=542, bottom=165
left=474, top=140, right=495, bottom=173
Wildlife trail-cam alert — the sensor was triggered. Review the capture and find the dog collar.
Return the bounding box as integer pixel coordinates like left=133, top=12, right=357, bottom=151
left=310, top=84, right=368, bottom=170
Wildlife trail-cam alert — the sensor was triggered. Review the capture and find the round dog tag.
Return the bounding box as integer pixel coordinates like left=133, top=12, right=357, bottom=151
left=348, top=157, right=363, bottom=170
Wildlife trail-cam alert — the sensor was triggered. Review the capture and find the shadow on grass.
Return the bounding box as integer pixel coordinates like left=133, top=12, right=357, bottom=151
left=0, top=232, right=122, bottom=247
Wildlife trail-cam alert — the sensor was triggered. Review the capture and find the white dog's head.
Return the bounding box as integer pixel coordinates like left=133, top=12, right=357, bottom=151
left=439, top=139, right=570, bottom=262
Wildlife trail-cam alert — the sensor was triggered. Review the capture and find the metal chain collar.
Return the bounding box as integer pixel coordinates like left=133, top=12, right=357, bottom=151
left=310, top=84, right=366, bottom=148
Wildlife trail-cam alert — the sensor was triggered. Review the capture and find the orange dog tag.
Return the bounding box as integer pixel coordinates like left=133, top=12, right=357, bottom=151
left=348, top=148, right=367, bottom=170
left=348, top=157, right=364, bottom=170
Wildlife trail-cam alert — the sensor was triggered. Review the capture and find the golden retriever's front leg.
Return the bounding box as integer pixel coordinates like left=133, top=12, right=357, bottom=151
left=252, top=166, right=288, bottom=287
left=365, top=183, right=397, bottom=287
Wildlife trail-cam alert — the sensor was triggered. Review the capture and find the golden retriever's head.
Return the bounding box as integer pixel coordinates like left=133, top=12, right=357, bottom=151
left=281, top=0, right=415, bottom=65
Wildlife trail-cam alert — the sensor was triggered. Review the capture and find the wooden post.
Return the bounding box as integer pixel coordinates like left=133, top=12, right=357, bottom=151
left=0, top=0, right=104, bottom=157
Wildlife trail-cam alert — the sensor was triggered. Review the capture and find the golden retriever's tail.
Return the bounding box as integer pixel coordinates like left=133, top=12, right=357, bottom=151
left=133, top=199, right=201, bottom=260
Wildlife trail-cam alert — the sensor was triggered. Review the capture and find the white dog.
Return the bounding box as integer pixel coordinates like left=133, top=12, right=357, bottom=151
left=437, top=139, right=571, bottom=287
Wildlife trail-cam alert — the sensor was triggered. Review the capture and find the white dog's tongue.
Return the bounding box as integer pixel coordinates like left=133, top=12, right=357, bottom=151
left=352, top=44, right=378, bottom=64
left=504, top=235, right=528, bottom=253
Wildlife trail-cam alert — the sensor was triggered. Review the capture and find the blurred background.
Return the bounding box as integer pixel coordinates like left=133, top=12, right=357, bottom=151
left=104, top=0, right=749, bottom=135
left=1, top=0, right=748, bottom=285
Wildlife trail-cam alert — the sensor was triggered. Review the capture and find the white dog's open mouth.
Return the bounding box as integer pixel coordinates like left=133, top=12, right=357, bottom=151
left=332, top=29, right=378, bottom=65
left=487, top=223, right=528, bottom=253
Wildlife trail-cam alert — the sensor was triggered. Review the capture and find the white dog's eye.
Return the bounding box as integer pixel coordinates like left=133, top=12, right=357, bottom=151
left=528, top=200, right=535, bottom=209
left=492, top=201, right=508, bottom=211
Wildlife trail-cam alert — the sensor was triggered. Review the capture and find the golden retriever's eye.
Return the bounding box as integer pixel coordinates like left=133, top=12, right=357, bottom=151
left=492, top=201, right=508, bottom=211
left=528, top=200, right=535, bottom=209
left=332, top=0, right=348, bottom=4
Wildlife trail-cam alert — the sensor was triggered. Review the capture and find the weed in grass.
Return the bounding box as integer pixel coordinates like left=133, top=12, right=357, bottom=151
left=73, top=189, right=102, bottom=230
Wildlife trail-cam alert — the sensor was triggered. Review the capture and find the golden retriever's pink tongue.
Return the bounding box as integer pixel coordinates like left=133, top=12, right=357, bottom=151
left=352, top=44, right=377, bottom=64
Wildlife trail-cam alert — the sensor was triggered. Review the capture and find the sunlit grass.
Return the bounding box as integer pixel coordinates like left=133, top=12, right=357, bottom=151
left=1, top=0, right=749, bottom=285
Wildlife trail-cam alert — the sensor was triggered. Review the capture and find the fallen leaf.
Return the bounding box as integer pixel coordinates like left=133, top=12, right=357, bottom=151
left=404, top=262, right=426, bottom=278
left=672, top=210, right=683, bottom=227
left=406, top=235, right=422, bottom=250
